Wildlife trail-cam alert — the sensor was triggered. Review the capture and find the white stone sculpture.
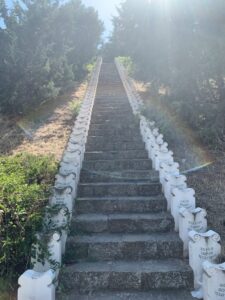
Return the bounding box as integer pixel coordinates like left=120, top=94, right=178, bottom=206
left=171, top=187, right=196, bottom=231
left=163, top=174, right=187, bottom=210
left=189, top=230, right=221, bottom=297
left=159, top=161, right=180, bottom=187
left=203, top=261, right=225, bottom=300
left=179, top=207, right=207, bottom=256
left=153, top=149, right=174, bottom=171
left=59, top=161, right=80, bottom=180
left=150, top=142, right=168, bottom=161
left=18, top=269, right=56, bottom=300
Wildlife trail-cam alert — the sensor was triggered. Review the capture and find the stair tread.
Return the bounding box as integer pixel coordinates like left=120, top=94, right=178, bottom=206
left=69, top=232, right=181, bottom=243
left=74, top=212, right=172, bottom=221
left=77, top=195, right=165, bottom=201
left=79, top=181, right=159, bottom=186
left=60, top=290, right=194, bottom=300
left=65, top=258, right=192, bottom=273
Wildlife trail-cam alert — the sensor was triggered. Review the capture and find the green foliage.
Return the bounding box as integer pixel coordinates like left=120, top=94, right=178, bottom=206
left=69, top=100, right=82, bottom=117
left=0, top=0, right=103, bottom=114
left=0, top=154, right=57, bottom=277
left=117, top=56, right=134, bottom=75
left=108, top=0, right=225, bottom=148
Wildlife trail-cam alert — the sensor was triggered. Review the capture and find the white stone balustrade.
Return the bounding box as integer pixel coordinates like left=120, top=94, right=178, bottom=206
left=32, top=232, right=62, bottom=273
left=18, top=269, right=56, bottom=300
left=59, top=161, right=80, bottom=180
left=159, top=161, right=180, bottom=187
left=189, top=230, right=221, bottom=295
left=203, top=261, right=225, bottom=300
left=17, top=58, right=102, bottom=300
left=62, top=150, right=82, bottom=164
left=55, top=173, right=76, bottom=189
left=153, top=149, right=174, bottom=171
left=179, top=207, right=207, bottom=257
left=163, top=174, right=187, bottom=210
left=150, top=142, right=168, bottom=161
left=155, top=133, right=164, bottom=145
left=171, top=187, right=196, bottom=231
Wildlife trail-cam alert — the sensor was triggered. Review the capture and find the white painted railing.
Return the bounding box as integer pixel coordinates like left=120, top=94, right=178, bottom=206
left=17, top=57, right=102, bottom=300
left=115, top=58, right=224, bottom=300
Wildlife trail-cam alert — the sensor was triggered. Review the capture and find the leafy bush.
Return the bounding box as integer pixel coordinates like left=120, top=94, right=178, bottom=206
left=69, top=100, right=82, bottom=117
left=117, top=56, right=134, bottom=75
left=0, top=154, right=57, bottom=278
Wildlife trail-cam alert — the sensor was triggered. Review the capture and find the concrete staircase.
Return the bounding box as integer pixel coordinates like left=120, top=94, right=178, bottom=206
left=60, top=63, right=194, bottom=299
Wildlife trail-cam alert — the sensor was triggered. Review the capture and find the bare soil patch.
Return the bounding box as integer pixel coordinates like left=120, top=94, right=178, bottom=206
left=0, top=81, right=87, bottom=160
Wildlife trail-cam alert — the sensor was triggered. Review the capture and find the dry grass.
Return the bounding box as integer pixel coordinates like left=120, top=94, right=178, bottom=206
left=0, top=81, right=87, bottom=161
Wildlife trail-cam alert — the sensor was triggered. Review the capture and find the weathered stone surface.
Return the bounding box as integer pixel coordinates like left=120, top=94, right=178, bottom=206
left=58, top=290, right=195, bottom=300
left=76, top=196, right=167, bottom=214
left=78, top=182, right=161, bottom=197
left=71, top=212, right=173, bottom=234
left=65, top=233, right=183, bottom=262
left=58, top=62, right=194, bottom=298
left=86, top=141, right=146, bottom=151
left=80, top=169, right=158, bottom=183
left=84, top=150, right=148, bottom=160
left=82, top=159, right=152, bottom=172
left=61, top=259, right=193, bottom=294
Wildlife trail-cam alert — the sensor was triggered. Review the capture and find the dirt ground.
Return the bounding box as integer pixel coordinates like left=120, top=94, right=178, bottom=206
left=0, top=81, right=87, bottom=160
left=135, top=80, right=225, bottom=257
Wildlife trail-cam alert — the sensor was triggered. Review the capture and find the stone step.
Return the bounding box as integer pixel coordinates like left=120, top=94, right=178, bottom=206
left=61, top=259, right=193, bottom=294
left=92, top=107, right=131, bottom=113
left=88, top=128, right=141, bottom=137
left=65, top=233, right=183, bottom=263
left=84, top=150, right=148, bottom=160
left=89, top=122, right=139, bottom=130
left=78, top=182, right=161, bottom=198
left=90, top=117, right=136, bottom=123
left=71, top=212, right=173, bottom=234
left=94, top=98, right=129, bottom=103
left=76, top=196, right=167, bottom=214
left=86, top=141, right=146, bottom=151
left=58, top=290, right=195, bottom=300
left=91, top=113, right=134, bottom=120
left=80, top=170, right=158, bottom=183
left=82, top=159, right=152, bottom=172
left=86, top=135, right=143, bottom=144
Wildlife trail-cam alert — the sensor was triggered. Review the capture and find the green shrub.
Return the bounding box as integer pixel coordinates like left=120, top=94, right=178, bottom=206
left=69, top=100, right=82, bottom=118
left=0, top=154, right=57, bottom=278
left=117, top=56, right=134, bottom=75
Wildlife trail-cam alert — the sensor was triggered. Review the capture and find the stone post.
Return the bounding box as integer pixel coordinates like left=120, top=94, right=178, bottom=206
left=18, top=269, right=56, bottom=300
left=203, top=261, right=225, bottom=300
left=179, top=207, right=207, bottom=257
left=189, top=230, right=221, bottom=296
left=171, top=187, right=196, bottom=231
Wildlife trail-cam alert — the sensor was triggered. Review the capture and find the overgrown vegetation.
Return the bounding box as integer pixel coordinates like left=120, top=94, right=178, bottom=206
left=106, top=0, right=225, bottom=149
left=0, top=0, right=103, bottom=115
left=0, top=154, right=57, bottom=279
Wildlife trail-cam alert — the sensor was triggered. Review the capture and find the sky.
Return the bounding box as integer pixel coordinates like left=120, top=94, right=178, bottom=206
left=82, top=0, right=123, bottom=38
left=3, top=0, right=123, bottom=38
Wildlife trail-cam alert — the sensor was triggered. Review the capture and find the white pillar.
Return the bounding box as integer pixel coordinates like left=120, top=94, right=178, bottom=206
left=179, top=207, right=207, bottom=257
left=171, top=187, right=196, bottom=231
left=203, top=261, right=225, bottom=300
left=18, top=269, right=56, bottom=300
left=189, top=230, right=221, bottom=297
left=163, top=174, right=187, bottom=210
